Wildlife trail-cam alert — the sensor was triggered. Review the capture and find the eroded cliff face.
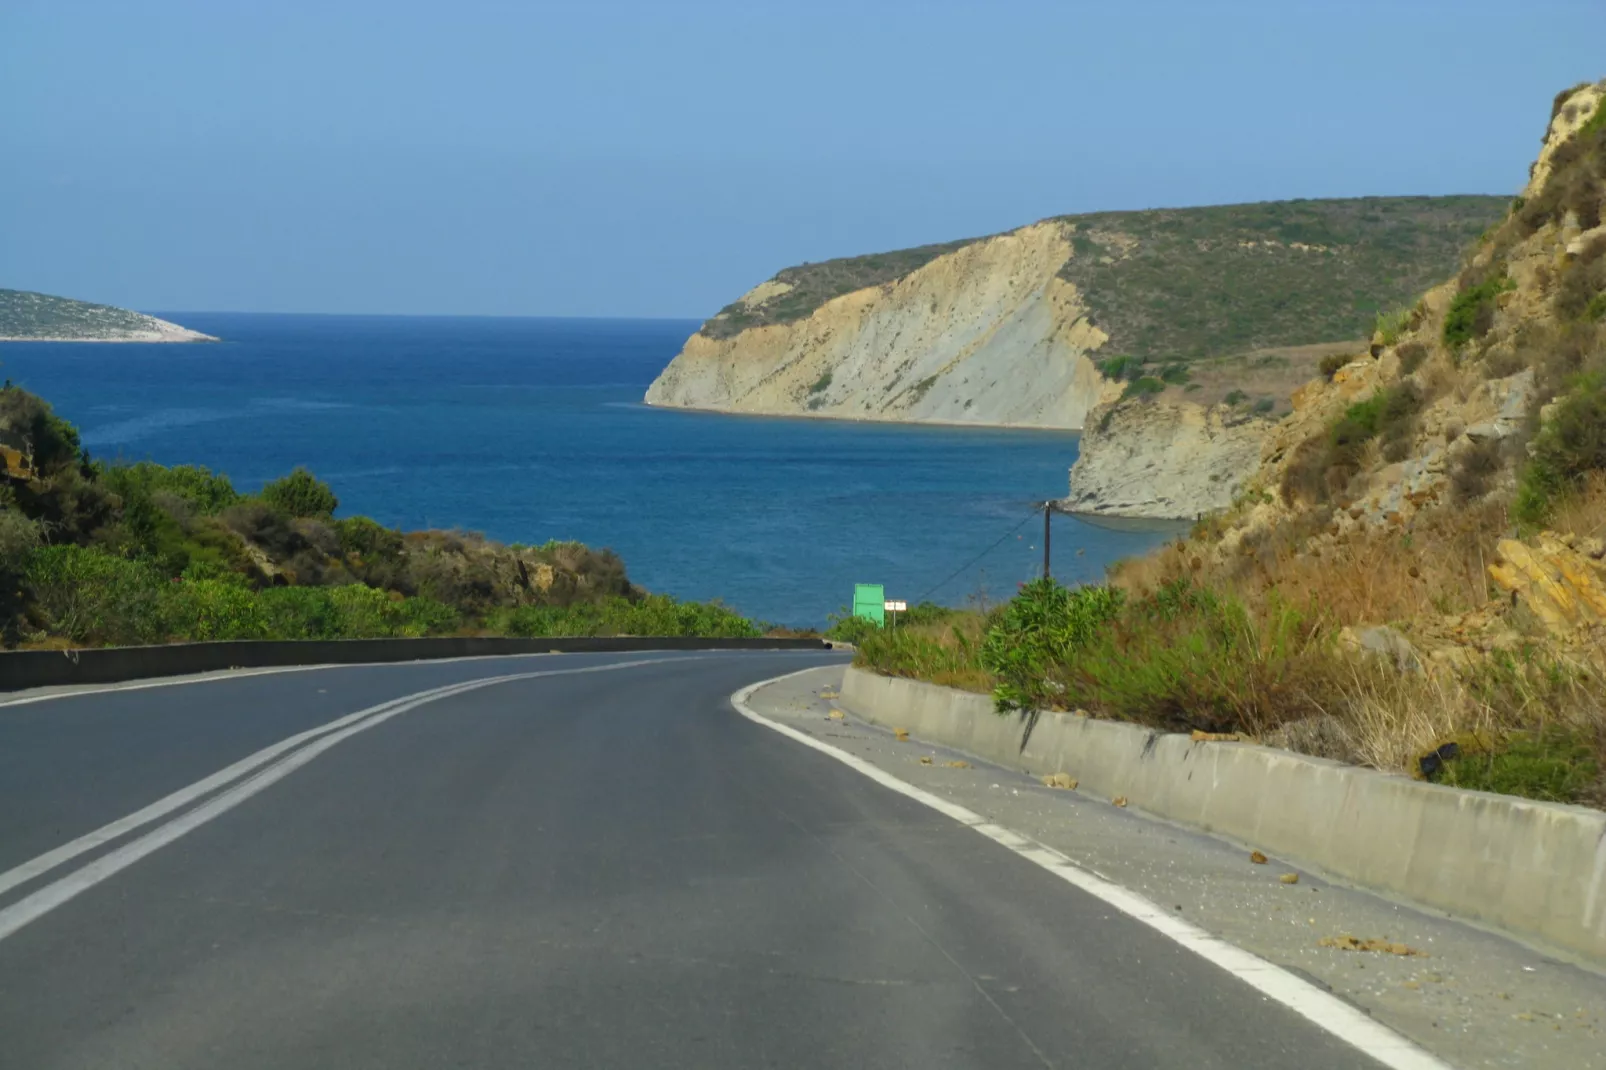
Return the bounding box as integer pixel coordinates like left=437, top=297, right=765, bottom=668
left=1065, top=401, right=1275, bottom=519
left=645, top=223, right=1121, bottom=429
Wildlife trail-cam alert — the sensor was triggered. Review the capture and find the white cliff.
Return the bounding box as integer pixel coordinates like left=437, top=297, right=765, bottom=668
left=645, top=223, right=1120, bottom=429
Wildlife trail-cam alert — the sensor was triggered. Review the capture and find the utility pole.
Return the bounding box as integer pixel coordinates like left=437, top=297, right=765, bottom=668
left=1042, top=500, right=1053, bottom=582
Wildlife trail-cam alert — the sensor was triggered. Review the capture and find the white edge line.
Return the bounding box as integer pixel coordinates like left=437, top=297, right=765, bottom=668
left=731, top=668, right=1455, bottom=1070
left=0, top=656, right=689, bottom=931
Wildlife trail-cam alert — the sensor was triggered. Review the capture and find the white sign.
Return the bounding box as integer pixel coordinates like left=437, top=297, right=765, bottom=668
left=883, top=600, right=908, bottom=612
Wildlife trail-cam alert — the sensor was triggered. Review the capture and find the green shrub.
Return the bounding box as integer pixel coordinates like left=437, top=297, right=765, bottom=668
left=966, top=577, right=1329, bottom=735
left=256, top=586, right=343, bottom=639
left=979, top=579, right=1124, bottom=713
left=100, top=475, right=251, bottom=577
left=334, top=515, right=405, bottom=560
left=1331, top=383, right=1421, bottom=449
left=1121, top=376, right=1165, bottom=401
left=1443, top=274, right=1511, bottom=350
left=160, top=578, right=269, bottom=641
left=1252, top=398, right=1276, bottom=415
left=488, top=594, right=758, bottom=639
left=1224, top=389, right=1248, bottom=405
left=809, top=371, right=833, bottom=394
left=261, top=467, right=339, bottom=518
left=101, top=462, right=239, bottom=516
left=0, top=507, right=41, bottom=578
left=1588, top=293, right=1606, bottom=322
left=1278, top=384, right=1423, bottom=505
left=23, top=545, right=168, bottom=645
left=1438, top=729, right=1598, bottom=803
left=1373, top=306, right=1413, bottom=346
left=1513, top=372, right=1606, bottom=527
left=1159, top=363, right=1191, bottom=385
left=1318, top=353, right=1350, bottom=380
left=824, top=608, right=882, bottom=645
left=1098, top=356, right=1141, bottom=381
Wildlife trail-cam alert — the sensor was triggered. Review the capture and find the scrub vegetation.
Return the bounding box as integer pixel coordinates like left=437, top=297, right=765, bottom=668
left=0, top=385, right=759, bottom=647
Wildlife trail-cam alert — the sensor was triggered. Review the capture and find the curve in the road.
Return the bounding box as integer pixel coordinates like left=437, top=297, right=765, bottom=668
left=0, top=651, right=1432, bottom=1069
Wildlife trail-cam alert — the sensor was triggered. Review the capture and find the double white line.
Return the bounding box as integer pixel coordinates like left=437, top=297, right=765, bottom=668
left=0, top=657, right=681, bottom=943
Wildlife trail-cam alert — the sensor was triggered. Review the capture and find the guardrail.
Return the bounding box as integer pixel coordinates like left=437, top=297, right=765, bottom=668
left=0, top=636, right=831, bottom=692
left=840, top=666, right=1606, bottom=966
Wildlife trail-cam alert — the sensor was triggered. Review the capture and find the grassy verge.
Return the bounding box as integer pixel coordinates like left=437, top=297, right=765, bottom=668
left=853, top=552, right=1606, bottom=807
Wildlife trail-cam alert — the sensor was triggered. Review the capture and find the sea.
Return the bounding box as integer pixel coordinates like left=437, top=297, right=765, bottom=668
left=0, top=314, right=1183, bottom=627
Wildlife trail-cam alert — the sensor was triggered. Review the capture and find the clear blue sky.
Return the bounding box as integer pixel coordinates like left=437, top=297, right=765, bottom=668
left=3, top=0, right=1601, bottom=319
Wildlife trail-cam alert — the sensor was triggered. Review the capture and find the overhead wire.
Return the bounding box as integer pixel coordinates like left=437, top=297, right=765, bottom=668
left=911, top=509, right=1039, bottom=605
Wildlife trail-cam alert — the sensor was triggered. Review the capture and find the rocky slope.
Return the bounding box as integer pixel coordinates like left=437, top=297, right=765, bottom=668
left=1157, top=78, right=1606, bottom=671
left=1220, top=79, right=1604, bottom=546
left=0, top=288, right=216, bottom=342
left=1064, top=400, right=1275, bottom=519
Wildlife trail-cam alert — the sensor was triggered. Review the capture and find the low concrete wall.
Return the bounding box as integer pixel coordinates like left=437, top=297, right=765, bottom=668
left=0, top=636, right=829, bottom=692
left=841, top=666, right=1606, bottom=964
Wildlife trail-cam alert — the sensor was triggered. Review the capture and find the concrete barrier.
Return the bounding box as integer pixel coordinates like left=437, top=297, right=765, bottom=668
left=840, top=666, right=1606, bottom=964
left=0, top=636, right=830, bottom=692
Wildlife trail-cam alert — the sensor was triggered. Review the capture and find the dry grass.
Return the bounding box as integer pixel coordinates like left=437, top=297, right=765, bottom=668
left=1107, top=493, right=1606, bottom=787
left=1325, top=659, right=1484, bottom=771
left=1551, top=471, right=1606, bottom=541
left=854, top=613, right=995, bottom=693
left=1152, top=342, right=1361, bottom=412
left=1118, top=498, right=1507, bottom=631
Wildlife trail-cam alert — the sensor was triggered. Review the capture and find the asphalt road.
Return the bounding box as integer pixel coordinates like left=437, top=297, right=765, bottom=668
left=0, top=652, right=1383, bottom=1069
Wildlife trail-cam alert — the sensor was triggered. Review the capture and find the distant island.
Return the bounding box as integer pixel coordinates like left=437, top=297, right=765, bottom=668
left=0, top=288, right=217, bottom=343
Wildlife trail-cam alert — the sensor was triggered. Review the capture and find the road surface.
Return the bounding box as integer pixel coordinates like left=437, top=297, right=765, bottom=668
left=0, top=651, right=1391, bottom=1069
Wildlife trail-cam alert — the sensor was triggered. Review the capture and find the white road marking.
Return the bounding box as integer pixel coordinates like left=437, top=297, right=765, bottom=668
left=0, top=675, right=507, bottom=899
left=0, top=657, right=689, bottom=941
left=731, top=669, right=1454, bottom=1070
left=0, top=651, right=580, bottom=710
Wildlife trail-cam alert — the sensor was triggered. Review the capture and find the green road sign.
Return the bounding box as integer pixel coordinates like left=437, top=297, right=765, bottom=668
left=852, top=583, right=885, bottom=625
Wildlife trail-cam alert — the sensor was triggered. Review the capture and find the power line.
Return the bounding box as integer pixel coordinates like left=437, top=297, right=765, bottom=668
left=912, top=511, right=1038, bottom=605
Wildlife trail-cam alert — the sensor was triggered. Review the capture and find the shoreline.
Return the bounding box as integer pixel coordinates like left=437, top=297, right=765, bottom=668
left=642, top=401, right=1205, bottom=523
left=640, top=397, right=1087, bottom=436
left=0, top=334, right=219, bottom=344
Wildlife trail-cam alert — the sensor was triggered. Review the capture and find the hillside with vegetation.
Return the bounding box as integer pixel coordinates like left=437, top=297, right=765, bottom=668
left=696, top=197, right=1503, bottom=361
left=845, top=80, right=1606, bottom=808
left=650, top=195, right=1506, bottom=437
left=0, top=288, right=216, bottom=343
left=0, top=385, right=759, bottom=647
left=700, top=237, right=982, bottom=340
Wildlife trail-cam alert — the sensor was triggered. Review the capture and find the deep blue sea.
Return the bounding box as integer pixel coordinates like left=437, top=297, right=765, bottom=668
left=1, top=314, right=1180, bottom=626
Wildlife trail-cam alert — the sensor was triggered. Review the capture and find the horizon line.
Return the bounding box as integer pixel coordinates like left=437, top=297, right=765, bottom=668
left=145, top=309, right=707, bottom=323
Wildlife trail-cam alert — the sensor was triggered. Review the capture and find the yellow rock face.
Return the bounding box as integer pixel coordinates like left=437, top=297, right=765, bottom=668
left=1488, top=535, right=1606, bottom=638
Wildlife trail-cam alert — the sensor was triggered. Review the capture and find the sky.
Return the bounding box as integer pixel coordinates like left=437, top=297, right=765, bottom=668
left=2, top=0, right=1602, bottom=319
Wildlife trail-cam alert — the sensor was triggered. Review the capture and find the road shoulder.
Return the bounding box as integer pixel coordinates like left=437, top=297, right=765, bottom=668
left=741, top=665, right=1606, bottom=1070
